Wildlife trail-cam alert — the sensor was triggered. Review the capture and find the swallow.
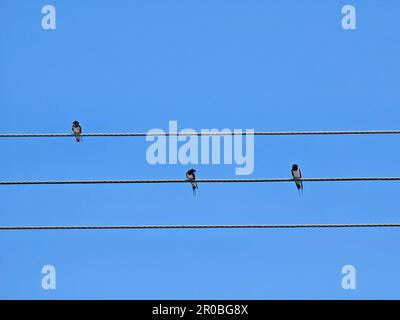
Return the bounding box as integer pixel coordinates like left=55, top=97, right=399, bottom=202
left=72, top=121, right=82, bottom=142
left=186, top=169, right=198, bottom=196
left=291, top=164, right=303, bottom=193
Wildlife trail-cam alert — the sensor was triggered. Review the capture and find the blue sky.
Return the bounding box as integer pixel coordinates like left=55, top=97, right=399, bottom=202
left=1, top=0, right=400, bottom=299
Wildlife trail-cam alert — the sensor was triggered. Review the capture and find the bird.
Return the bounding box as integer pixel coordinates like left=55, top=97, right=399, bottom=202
left=291, top=164, right=303, bottom=193
left=186, top=169, right=198, bottom=196
left=72, top=121, right=82, bottom=142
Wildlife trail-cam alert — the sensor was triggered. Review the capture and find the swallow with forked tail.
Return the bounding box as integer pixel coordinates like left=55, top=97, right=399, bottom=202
left=291, top=164, right=303, bottom=193
left=186, top=169, right=198, bottom=196
left=72, top=121, right=82, bottom=142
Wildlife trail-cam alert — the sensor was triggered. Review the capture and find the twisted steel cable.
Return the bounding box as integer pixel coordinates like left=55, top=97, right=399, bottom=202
left=1, top=177, right=400, bottom=185
left=1, top=130, right=400, bottom=138
left=1, top=223, right=400, bottom=231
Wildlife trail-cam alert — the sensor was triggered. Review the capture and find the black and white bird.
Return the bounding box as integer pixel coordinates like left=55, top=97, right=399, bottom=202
left=186, top=169, right=198, bottom=196
left=291, top=164, right=303, bottom=193
left=72, top=121, right=82, bottom=142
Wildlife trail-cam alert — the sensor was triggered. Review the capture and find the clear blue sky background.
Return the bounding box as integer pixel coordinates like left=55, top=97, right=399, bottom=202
left=1, top=0, right=400, bottom=299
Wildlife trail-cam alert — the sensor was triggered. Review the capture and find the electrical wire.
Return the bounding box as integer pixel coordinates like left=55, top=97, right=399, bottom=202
left=1, top=223, right=400, bottom=231
left=1, top=129, right=400, bottom=138
left=1, top=177, right=400, bottom=185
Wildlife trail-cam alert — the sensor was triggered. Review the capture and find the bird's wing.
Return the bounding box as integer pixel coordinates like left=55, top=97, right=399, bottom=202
left=299, top=169, right=303, bottom=189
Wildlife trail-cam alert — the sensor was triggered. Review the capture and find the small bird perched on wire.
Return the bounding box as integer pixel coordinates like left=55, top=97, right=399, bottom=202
left=72, top=121, right=82, bottom=142
left=291, top=164, right=303, bottom=193
left=186, top=169, right=198, bottom=196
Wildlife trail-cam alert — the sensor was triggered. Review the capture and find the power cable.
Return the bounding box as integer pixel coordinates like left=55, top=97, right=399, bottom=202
left=1, top=177, right=400, bottom=185
left=1, top=223, right=400, bottom=231
left=1, top=129, right=400, bottom=138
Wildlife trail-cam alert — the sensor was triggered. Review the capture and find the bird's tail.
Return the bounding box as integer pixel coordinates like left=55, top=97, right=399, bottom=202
left=191, top=181, right=198, bottom=196
left=297, top=186, right=303, bottom=196
left=74, top=133, right=82, bottom=143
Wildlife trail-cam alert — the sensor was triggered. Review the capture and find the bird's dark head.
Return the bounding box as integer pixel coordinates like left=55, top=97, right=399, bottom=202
left=292, top=164, right=299, bottom=170
left=187, top=169, right=196, bottom=174
left=73, top=121, right=80, bottom=126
